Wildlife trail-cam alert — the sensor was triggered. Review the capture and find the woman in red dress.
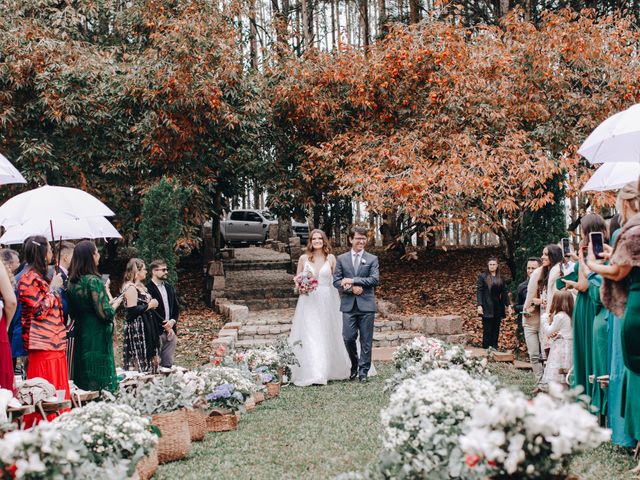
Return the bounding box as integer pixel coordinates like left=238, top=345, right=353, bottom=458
left=0, top=259, right=18, bottom=392
left=17, top=236, right=67, bottom=424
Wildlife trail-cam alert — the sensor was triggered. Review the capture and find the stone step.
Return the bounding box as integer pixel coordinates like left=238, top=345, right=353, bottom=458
left=233, top=298, right=299, bottom=311
left=223, top=260, right=291, bottom=271
left=234, top=330, right=468, bottom=349
left=225, top=287, right=296, bottom=300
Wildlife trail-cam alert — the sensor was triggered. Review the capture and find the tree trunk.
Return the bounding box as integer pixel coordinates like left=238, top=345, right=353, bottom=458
left=249, top=0, right=259, bottom=70
left=409, top=0, right=419, bottom=23
left=358, top=0, right=370, bottom=47
left=302, top=0, right=313, bottom=51
left=330, top=0, right=336, bottom=49
left=377, top=0, right=386, bottom=36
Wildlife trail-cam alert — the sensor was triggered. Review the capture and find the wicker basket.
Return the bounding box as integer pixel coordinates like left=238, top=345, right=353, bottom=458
left=244, top=396, right=256, bottom=412
left=253, top=391, right=265, bottom=405
left=186, top=408, right=207, bottom=442
left=135, top=449, right=158, bottom=480
left=207, top=409, right=239, bottom=432
left=266, top=382, right=281, bottom=399
left=151, top=409, right=191, bottom=464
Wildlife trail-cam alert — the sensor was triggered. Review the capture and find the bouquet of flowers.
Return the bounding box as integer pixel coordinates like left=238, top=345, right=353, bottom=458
left=294, top=270, right=318, bottom=295
left=0, top=422, right=128, bottom=479
left=198, top=366, right=261, bottom=411
left=459, top=384, right=611, bottom=479
left=53, top=402, right=159, bottom=476
left=115, top=371, right=203, bottom=415
left=245, top=346, right=283, bottom=383
left=388, top=336, right=489, bottom=389
left=380, top=368, right=496, bottom=479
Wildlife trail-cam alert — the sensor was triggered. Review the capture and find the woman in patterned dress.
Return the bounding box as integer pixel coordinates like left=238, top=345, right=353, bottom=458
left=121, top=258, right=160, bottom=373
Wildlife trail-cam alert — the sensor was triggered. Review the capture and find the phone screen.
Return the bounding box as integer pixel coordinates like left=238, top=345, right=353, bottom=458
left=561, top=238, right=570, bottom=255
left=590, top=232, right=605, bottom=259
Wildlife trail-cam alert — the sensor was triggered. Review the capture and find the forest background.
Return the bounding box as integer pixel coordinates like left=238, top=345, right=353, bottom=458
left=1, top=0, right=639, bottom=280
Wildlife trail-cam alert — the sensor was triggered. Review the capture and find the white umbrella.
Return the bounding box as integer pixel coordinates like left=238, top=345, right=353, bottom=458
left=578, top=103, right=640, bottom=164
left=0, top=185, right=115, bottom=228
left=0, top=216, right=121, bottom=245
left=581, top=162, right=640, bottom=192
left=0, top=153, right=27, bottom=185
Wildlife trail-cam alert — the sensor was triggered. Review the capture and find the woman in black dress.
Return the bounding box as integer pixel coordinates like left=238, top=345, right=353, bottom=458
left=121, top=258, right=161, bottom=373
left=476, top=258, right=511, bottom=349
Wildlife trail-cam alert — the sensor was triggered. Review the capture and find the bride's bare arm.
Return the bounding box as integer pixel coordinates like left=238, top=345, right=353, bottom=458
left=328, top=254, right=336, bottom=273
left=296, top=254, right=308, bottom=275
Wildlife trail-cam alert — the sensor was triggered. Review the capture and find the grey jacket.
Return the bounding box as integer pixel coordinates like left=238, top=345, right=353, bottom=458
left=333, top=251, right=379, bottom=313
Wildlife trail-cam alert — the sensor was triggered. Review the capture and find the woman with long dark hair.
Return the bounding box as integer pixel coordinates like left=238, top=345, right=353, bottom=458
left=67, top=241, right=122, bottom=392
left=523, top=244, right=563, bottom=390
left=121, top=258, right=160, bottom=373
left=563, top=213, right=608, bottom=403
left=476, top=258, right=511, bottom=350
left=17, top=235, right=67, bottom=424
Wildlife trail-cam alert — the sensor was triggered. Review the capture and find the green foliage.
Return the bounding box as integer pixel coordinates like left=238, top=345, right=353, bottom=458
left=513, top=175, right=567, bottom=283
left=137, top=178, right=185, bottom=284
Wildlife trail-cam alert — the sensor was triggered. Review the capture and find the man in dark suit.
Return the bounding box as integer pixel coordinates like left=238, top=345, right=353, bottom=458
left=333, top=226, right=380, bottom=383
left=146, top=259, right=180, bottom=367
left=514, top=257, right=542, bottom=320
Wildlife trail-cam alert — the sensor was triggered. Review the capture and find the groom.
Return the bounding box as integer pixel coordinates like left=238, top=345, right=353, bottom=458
left=333, top=226, right=380, bottom=383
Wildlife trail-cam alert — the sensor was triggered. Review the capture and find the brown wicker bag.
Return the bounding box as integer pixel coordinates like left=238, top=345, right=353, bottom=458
left=244, top=396, right=256, bottom=412
left=206, top=409, right=239, bottom=432
left=266, top=382, right=281, bottom=399
left=186, top=408, right=207, bottom=442
left=151, top=409, right=192, bottom=464
left=135, top=449, right=158, bottom=480
left=253, top=391, right=265, bottom=404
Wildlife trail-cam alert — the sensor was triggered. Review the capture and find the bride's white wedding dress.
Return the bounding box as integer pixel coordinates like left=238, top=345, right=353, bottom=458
left=289, top=259, right=375, bottom=387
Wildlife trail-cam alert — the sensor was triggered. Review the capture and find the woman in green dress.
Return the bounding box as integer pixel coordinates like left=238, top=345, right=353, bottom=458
left=563, top=213, right=608, bottom=402
left=67, top=241, right=123, bottom=392
left=590, top=181, right=640, bottom=471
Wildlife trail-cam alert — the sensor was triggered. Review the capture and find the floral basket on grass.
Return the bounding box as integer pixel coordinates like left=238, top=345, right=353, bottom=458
left=115, top=371, right=199, bottom=464
left=198, top=366, right=261, bottom=432
left=245, top=346, right=285, bottom=394
left=380, top=368, right=496, bottom=479
left=388, top=336, right=489, bottom=389
left=53, top=402, right=159, bottom=478
left=459, top=384, right=611, bottom=479
left=0, top=421, right=129, bottom=479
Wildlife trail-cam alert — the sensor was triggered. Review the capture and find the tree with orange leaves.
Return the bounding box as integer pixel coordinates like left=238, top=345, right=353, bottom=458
left=270, top=9, right=640, bottom=275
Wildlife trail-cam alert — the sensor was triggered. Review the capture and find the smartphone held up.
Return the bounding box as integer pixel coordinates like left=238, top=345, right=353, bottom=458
left=589, top=232, right=605, bottom=260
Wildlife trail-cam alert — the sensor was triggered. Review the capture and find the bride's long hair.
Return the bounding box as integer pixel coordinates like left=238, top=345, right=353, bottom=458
left=306, top=229, right=332, bottom=262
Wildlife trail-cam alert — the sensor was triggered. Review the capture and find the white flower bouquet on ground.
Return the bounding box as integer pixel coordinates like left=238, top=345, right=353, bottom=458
left=116, top=370, right=203, bottom=415
left=459, top=384, right=611, bottom=479
left=0, top=421, right=128, bottom=479
left=53, top=401, right=159, bottom=475
left=389, top=336, right=489, bottom=389
left=198, top=365, right=262, bottom=411
left=380, top=368, right=496, bottom=479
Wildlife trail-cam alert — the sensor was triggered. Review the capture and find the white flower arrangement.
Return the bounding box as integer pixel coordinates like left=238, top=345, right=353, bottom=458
left=116, top=370, right=203, bottom=415
left=389, top=336, right=488, bottom=389
left=380, top=368, right=496, bottom=479
left=53, top=402, right=158, bottom=475
left=245, top=347, right=281, bottom=371
left=198, top=365, right=261, bottom=396
left=459, top=384, right=611, bottom=478
left=0, top=421, right=128, bottom=479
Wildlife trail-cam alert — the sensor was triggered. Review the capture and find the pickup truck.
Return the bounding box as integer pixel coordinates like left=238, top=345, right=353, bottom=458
left=219, top=209, right=309, bottom=245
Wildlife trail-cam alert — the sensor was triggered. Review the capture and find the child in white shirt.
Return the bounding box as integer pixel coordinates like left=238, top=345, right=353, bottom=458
left=541, top=289, right=575, bottom=387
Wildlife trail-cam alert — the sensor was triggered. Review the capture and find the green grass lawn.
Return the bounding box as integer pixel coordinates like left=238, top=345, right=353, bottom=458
left=158, top=362, right=639, bottom=480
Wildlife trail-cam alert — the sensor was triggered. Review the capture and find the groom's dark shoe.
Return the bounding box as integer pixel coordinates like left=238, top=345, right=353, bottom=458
left=359, top=376, right=367, bottom=383
left=349, top=371, right=358, bottom=381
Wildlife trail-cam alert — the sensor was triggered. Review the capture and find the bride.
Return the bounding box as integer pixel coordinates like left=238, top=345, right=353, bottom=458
left=289, top=229, right=351, bottom=386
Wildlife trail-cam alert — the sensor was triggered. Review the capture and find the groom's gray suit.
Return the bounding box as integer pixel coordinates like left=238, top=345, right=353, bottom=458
left=333, top=250, right=380, bottom=379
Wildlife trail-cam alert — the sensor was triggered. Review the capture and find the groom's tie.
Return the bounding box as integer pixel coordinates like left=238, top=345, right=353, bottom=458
left=353, top=253, right=360, bottom=275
